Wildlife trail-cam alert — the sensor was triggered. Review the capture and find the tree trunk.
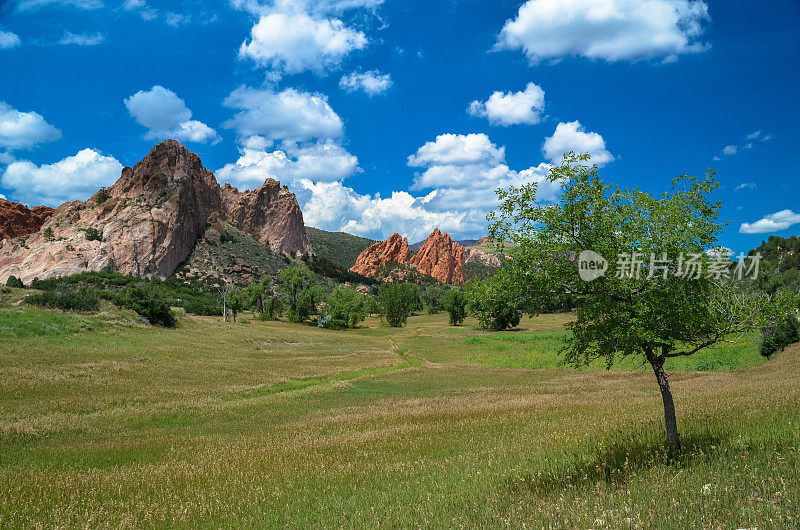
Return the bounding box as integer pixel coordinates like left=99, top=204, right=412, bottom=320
left=647, top=351, right=681, bottom=452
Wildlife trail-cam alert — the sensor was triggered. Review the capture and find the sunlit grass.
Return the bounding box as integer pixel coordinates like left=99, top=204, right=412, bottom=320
left=0, top=295, right=797, bottom=528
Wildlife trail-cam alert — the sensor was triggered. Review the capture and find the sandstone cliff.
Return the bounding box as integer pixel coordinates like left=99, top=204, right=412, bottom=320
left=410, top=228, right=465, bottom=284
left=350, top=229, right=465, bottom=284
left=350, top=233, right=411, bottom=277
left=0, top=140, right=311, bottom=284
left=0, top=199, right=54, bottom=240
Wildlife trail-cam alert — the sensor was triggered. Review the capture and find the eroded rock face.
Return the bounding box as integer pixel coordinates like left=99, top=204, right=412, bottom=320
left=0, top=199, right=54, bottom=240
left=0, top=140, right=311, bottom=284
left=463, top=247, right=501, bottom=268
left=221, top=180, right=312, bottom=255
left=350, top=229, right=465, bottom=284
left=350, top=233, right=411, bottom=277
left=410, top=228, right=465, bottom=284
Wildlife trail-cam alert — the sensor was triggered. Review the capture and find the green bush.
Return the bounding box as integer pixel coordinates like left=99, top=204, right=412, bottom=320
left=25, top=287, right=100, bottom=312
left=118, top=285, right=176, bottom=328
left=5, top=275, right=24, bottom=288
left=760, top=314, right=800, bottom=357
left=443, top=288, right=468, bottom=325
left=183, top=296, right=221, bottom=316
left=81, top=227, right=104, bottom=242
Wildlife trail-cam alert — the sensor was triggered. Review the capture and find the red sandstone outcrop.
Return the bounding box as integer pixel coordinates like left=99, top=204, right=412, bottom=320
left=463, top=247, right=502, bottom=267
left=410, top=228, right=465, bottom=284
left=0, top=199, right=54, bottom=240
left=350, top=233, right=411, bottom=277
left=0, top=140, right=312, bottom=284
left=350, top=229, right=465, bottom=284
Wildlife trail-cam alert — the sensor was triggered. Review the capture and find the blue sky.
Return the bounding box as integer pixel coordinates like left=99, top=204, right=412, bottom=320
left=0, top=0, right=798, bottom=250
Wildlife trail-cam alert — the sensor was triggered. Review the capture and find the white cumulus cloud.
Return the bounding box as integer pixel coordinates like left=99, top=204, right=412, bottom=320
left=740, top=210, right=800, bottom=235
left=239, top=11, right=367, bottom=78
left=542, top=121, right=613, bottom=166
left=468, top=82, right=545, bottom=126
left=124, top=85, right=220, bottom=144
left=339, top=70, right=392, bottom=96
left=495, top=0, right=710, bottom=63
left=0, top=101, right=62, bottom=150
left=216, top=136, right=359, bottom=190
left=0, top=148, right=122, bottom=207
left=722, top=145, right=737, bottom=155
left=223, top=86, right=344, bottom=142
left=0, top=30, right=22, bottom=49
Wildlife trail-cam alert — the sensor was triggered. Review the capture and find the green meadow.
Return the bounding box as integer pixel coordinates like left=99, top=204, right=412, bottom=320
left=0, top=291, right=798, bottom=528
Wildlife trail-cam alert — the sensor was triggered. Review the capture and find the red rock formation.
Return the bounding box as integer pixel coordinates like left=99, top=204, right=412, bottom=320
left=350, top=229, right=465, bottom=284
left=221, top=180, right=312, bottom=255
left=0, top=199, right=54, bottom=240
left=410, top=228, right=465, bottom=284
left=350, top=233, right=411, bottom=277
left=0, top=140, right=312, bottom=284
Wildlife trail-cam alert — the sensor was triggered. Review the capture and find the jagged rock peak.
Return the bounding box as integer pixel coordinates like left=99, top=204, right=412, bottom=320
left=0, top=140, right=312, bottom=284
left=0, top=199, right=54, bottom=241
left=410, top=228, right=465, bottom=284
left=350, top=233, right=411, bottom=277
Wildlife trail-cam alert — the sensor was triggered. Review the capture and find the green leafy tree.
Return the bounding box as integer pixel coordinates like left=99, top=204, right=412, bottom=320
left=376, top=283, right=420, bottom=327
left=466, top=275, right=522, bottom=331
left=488, top=152, right=788, bottom=451
left=227, top=287, right=247, bottom=323
left=325, top=286, right=369, bottom=329
left=421, top=283, right=448, bottom=314
left=442, top=287, right=468, bottom=325
left=280, top=266, right=325, bottom=322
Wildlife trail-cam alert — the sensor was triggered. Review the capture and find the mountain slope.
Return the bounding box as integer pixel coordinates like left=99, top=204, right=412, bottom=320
left=306, top=227, right=375, bottom=269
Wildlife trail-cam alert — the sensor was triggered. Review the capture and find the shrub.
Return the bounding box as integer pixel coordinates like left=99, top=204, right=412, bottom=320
left=95, top=187, right=110, bottom=204
left=118, top=285, right=176, bottom=327
left=325, top=285, right=368, bottom=329
left=183, top=296, right=221, bottom=316
left=421, top=283, right=448, bottom=314
left=5, top=275, right=24, bottom=288
left=43, top=227, right=55, bottom=241
left=442, top=288, right=468, bottom=325
left=82, top=227, right=104, bottom=242
left=25, top=287, right=100, bottom=312
left=760, top=314, right=800, bottom=357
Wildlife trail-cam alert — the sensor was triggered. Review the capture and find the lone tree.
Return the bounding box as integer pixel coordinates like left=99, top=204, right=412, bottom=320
left=489, top=153, right=788, bottom=451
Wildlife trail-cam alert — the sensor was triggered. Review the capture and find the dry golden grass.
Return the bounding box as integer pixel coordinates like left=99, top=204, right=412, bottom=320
left=0, top=302, right=798, bottom=527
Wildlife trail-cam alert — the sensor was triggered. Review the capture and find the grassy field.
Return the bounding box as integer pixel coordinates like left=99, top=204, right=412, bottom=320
left=1, top=290, right=798, bottom=527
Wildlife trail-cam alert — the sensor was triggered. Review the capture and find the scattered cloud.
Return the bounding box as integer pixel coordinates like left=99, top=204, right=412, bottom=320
left=495, top=0, right=710, bottom=63
left=746, top=130, right=761, bottom=140
left=735, top=182, right=756, bottom=191
left=0, top=148, right=122, bottom=207
left=0, top=101, right=62, bottom=150
left=542, top=121, right=613, bottom=166
left=339, top=70, right=392, bottom=96
left=124, top=85, right=220, bottom=144
left=165, top=12, right=190, bottom=27
left=14, top=0, right=103, bottom=11
left=299, top=180, right=466, bottom=242
left=216, top=136, right=359, bottom=190
left=0, top=30, right=22, bottom=49
left=722, top=145, right=737, bottom=156
left=223, top=86, right=344, bottom=142
left=468, top=82, right=546, bottom=126
left=239, top=11, right=367, bottom=79
left=740, top=210, right=800, bottom=235
left=58, top=31, right=105, bottom=46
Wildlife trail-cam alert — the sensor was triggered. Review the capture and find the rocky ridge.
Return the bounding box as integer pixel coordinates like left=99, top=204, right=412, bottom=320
left=0, top=140, right=311, bottom=284
left=0, top=199, right=54, bottom=241
left=350, top=229, right=465, bottom=284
